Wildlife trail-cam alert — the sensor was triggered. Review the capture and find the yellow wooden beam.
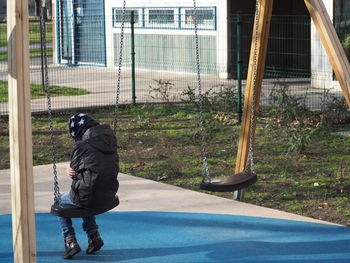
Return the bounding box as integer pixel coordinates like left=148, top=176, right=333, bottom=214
left=235, top=0, right=273, bottom=173
left=305, top=0, right=350, bottom=107
left=7, top=0, right=37, bottom=261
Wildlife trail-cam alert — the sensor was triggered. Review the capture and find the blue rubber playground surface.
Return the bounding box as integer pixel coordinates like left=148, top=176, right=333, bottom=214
left=1, top=211, right=350, bottom=263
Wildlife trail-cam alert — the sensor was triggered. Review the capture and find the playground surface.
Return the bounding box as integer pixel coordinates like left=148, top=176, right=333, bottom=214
left=1, top=162, right=350, bottom=262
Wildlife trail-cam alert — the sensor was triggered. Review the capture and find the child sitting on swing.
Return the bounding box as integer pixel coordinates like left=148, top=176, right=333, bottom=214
left=57, top=113, right=119, bottom=259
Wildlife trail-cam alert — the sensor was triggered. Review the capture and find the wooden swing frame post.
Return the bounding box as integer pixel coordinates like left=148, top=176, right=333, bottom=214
left=235, top=0, right=350, bottom=173
left=235, top=0, right=273, bottom=173
left=305, top=0, right=350, bottom=106
left=7, top=0, right=37, bottom=261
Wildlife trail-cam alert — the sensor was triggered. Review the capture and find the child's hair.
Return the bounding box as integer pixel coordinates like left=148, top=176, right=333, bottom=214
left=68, top=113, right=99, bottom=140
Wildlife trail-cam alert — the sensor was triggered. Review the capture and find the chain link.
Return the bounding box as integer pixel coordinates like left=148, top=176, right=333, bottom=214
left=40, top=0, right=61, bottom=202
left=114, top=0, right=127, bottom=133
left=245, top=0, right=261, bottom=173
left=41, top=0, right=126, bottom=202
left=193, top=0, right=210, bottom=182
left=42, top=0, right=126, bottom=202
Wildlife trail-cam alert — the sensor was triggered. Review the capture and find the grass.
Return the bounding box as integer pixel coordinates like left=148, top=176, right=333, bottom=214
left=0, top=22, right=7, bottom=48
left=0, top=51, right=6, bottom=61
left=0, top=20, right=52, bottom=48
left=0, top=48, right=53, bottom=62
left=0, top=81, right=89, bottom=102
left=0, top=103, right=350, bottom=225
left=29, top=21, right=53, bottom=45
left=0, top=21, right=53, bottom=61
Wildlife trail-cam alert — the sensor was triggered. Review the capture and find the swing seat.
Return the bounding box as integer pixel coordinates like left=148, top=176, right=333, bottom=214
left=50, top=196, right=119, bottom=218
left=200, top=170, right=257, bottom=192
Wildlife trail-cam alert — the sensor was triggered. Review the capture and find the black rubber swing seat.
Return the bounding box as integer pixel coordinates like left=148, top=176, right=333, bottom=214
left=50, top=196, right=120, bottom=218
left=200, top=170, right=257, bottom=192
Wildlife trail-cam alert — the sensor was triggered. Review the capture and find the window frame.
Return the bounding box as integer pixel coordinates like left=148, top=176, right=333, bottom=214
left=112, top=8, right=143, bottom=28
left=181, top=7, right=216, bottom=30
left=112, top=6, right=216, bottom=31
left=144, top=8, right=178, bottom=28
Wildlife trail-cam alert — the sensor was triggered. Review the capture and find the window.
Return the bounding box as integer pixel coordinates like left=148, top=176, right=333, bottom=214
left=149, top=9, right=174, bottom=24
left=182, top=8, right=215, bottom=29
left=113, top=8, right=141, bottom=27
left=112, top=6, right=216, bottom=30
left=146, top=8, right=176, bottom=27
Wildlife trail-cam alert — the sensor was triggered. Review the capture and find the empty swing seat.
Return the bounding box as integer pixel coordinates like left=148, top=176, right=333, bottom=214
left=50, top=196, right=120, bottom=218
left=200, top=170, right=257, bottom=192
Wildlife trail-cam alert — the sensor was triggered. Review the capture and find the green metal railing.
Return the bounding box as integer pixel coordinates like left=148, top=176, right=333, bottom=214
left=236, top=12, right=243, bottom=123
left=1, top=14, right=348, bottom=114
left=334, top=15, right=350, bottom=63
left=131, top=11, right=136, bottom=105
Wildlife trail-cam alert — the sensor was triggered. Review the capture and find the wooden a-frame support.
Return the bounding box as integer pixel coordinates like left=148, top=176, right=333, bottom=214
left=8, top=0, right=37, bottom=262
left=235, top=0, right=350, bottom=173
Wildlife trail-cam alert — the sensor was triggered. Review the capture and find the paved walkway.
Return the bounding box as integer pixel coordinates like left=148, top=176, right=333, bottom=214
left=0, top=43, right=52, bottom=52
left=0, top=62, right=341, bottom=115
left=0, top=162, right=336, bottom=223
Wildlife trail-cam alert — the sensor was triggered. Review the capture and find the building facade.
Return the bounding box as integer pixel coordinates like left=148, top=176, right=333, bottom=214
left=312, top=0, right=350, bottom=91
left=53, top=0, right=349, bottom=90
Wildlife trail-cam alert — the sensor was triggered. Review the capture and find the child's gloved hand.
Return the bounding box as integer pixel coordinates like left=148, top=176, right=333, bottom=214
left=67, top=166, right=77, bottom=179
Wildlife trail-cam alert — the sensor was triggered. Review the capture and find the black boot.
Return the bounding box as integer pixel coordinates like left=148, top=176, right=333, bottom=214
left=63, top=235, right=81, bottom=259
left=86, top=229, right=104, bottom=254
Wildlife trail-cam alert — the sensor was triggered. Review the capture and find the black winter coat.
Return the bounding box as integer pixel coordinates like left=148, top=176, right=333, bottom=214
left=69, top=124, right=119, bottom=210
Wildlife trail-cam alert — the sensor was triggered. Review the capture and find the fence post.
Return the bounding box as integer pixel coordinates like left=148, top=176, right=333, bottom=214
left=131, top=11, right=136, bottom=105
left=236, top=11, right=243, bottom=123
left=40, top=5, right=47, bottom=92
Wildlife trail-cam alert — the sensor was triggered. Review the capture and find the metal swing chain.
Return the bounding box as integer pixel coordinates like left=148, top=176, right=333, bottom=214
left=39, top=1, right=61, bottom=202
left=193, top=0, right=210, bottom=183
left=114, top=0, right=127, bottom=133
left=245, top=0, right=261, bottom=173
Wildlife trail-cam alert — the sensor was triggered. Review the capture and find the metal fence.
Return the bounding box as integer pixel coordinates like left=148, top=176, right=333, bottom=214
left=0, top=13, right=348, bottom=115
left=228, top=14, right=311, bottom=79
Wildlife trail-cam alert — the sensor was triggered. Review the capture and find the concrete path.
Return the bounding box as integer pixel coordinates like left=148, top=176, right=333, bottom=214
left=0, top=60, right=341, bottom=115
left=0, top=43, right=52, bottom=52
left=0, top=162, right=336, bottom=225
